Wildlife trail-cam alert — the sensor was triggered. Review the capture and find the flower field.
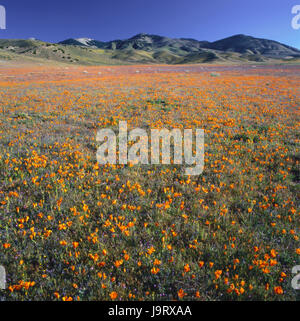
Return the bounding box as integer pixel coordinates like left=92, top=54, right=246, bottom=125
left=0, top=64, right=299, bottom=301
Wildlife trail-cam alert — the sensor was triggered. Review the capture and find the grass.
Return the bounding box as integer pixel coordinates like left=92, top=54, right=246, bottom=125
left=0, top=65, right=299, bottom=301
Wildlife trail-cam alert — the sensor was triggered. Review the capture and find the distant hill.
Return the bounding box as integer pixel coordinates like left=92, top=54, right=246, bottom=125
left=205, top=34, right=300, bottom=57
left=0, top=34, right=299, bottom=66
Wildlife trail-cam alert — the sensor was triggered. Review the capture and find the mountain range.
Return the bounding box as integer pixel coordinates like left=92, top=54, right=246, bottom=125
left=0, top=33, right=299, bottom=65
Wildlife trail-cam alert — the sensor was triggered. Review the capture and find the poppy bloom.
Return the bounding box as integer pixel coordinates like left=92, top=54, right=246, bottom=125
left=110, top=291, right=118, bottom=300
left=177, top=288, right=187, bottom=299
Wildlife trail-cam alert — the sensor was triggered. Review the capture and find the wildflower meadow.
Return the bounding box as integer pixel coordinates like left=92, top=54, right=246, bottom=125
left=0, top=64, right=299, bottom=301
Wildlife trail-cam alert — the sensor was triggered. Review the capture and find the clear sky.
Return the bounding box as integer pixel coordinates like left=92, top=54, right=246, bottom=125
left=0, top=0, right=299, bottom=48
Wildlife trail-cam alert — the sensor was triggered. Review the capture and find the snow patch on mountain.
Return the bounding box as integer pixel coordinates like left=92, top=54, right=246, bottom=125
left=75, top=38, right=94, bottom=46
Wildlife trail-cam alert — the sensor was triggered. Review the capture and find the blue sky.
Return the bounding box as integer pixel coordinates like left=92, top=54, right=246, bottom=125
left=0, top=0, right=299, bottom=48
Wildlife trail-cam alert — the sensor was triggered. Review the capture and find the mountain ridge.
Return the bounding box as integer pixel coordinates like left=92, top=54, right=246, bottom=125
left=59, top=33, right=300, bottom=57
left=0, top=33, right=299, bottom=65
